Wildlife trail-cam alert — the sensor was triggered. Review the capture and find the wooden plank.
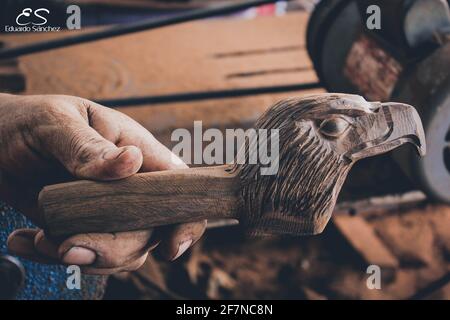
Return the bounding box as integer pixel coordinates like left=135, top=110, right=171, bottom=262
left=0, top=12, right=322, bottom=139
left=0, top=42, right=26, bottom=93
left=3, top=13, right=315, bottom=97
left=0, top=64, right=25, bottom=92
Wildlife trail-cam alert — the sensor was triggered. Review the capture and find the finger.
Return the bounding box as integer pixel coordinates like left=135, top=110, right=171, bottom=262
left=87, top=103, right=208, bottom=261
left=7, top=229, right=57, bottom=264
left=62, top=133, right=142, bottom=181
left=87, top=102, right=185, bottom=171
left=7, top=229, right=150, bottom=273
left=58, top=229, right=155, bottom=268
left=114, top=119, right=208, bottom=260
left=34, top=229, right=59, bottom=260
left=37, top=106, right=143, bottom=180
left=156, top=220, right=207, bottom=261
left=91, top=106, right=209, bottom=259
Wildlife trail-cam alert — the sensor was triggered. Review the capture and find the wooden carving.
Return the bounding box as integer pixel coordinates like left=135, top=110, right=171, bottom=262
left=38, top=94, right=426, bottom=237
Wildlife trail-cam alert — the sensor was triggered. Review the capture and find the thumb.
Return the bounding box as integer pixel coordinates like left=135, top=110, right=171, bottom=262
left=43, top=123, right=143, bottom=180
left=74, top=143, right=143, bottom=180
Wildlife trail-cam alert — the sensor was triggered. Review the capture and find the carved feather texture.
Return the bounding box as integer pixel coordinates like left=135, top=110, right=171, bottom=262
left=234, top=96, right=351, bottom=234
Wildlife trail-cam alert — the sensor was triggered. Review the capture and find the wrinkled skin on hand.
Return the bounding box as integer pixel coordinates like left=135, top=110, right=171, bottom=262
left=0, top=93, right=206, bottom=274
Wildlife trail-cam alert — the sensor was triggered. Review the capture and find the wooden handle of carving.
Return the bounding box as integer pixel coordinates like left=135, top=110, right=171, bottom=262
left=38, top=165, right=242, bottom=237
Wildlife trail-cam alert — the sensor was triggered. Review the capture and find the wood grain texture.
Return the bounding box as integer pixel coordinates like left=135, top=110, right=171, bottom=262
left=39, top=165, right=242, bottom=237
left=3, top=13, right=315, bottom=98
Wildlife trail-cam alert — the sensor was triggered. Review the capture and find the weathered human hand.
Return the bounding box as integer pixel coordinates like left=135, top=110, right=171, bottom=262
left=0, top=93, right=206, bottom=274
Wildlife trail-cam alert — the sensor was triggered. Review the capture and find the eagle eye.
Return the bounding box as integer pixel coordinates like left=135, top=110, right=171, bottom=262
left=319, top=117, right=350, bottom=138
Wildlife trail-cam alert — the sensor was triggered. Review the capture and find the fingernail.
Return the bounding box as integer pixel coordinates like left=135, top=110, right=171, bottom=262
left=103, top=148, right=126, bottom=160
left=172, top=239, right=192, bottom=261
left=62, top=247, right=96, bottom=265
left=148, top=239, right=161, bottom=252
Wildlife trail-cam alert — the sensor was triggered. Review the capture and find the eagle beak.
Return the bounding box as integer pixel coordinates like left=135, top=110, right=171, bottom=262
left=348, top=102, right=426, bottom=161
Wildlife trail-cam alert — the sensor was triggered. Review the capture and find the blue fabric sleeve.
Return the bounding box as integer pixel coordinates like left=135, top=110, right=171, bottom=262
left=0, top=202, right=107, bottom=300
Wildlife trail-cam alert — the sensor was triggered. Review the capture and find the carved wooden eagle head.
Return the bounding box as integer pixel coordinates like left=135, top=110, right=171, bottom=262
left=238, top=93, right=426, bottom=236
